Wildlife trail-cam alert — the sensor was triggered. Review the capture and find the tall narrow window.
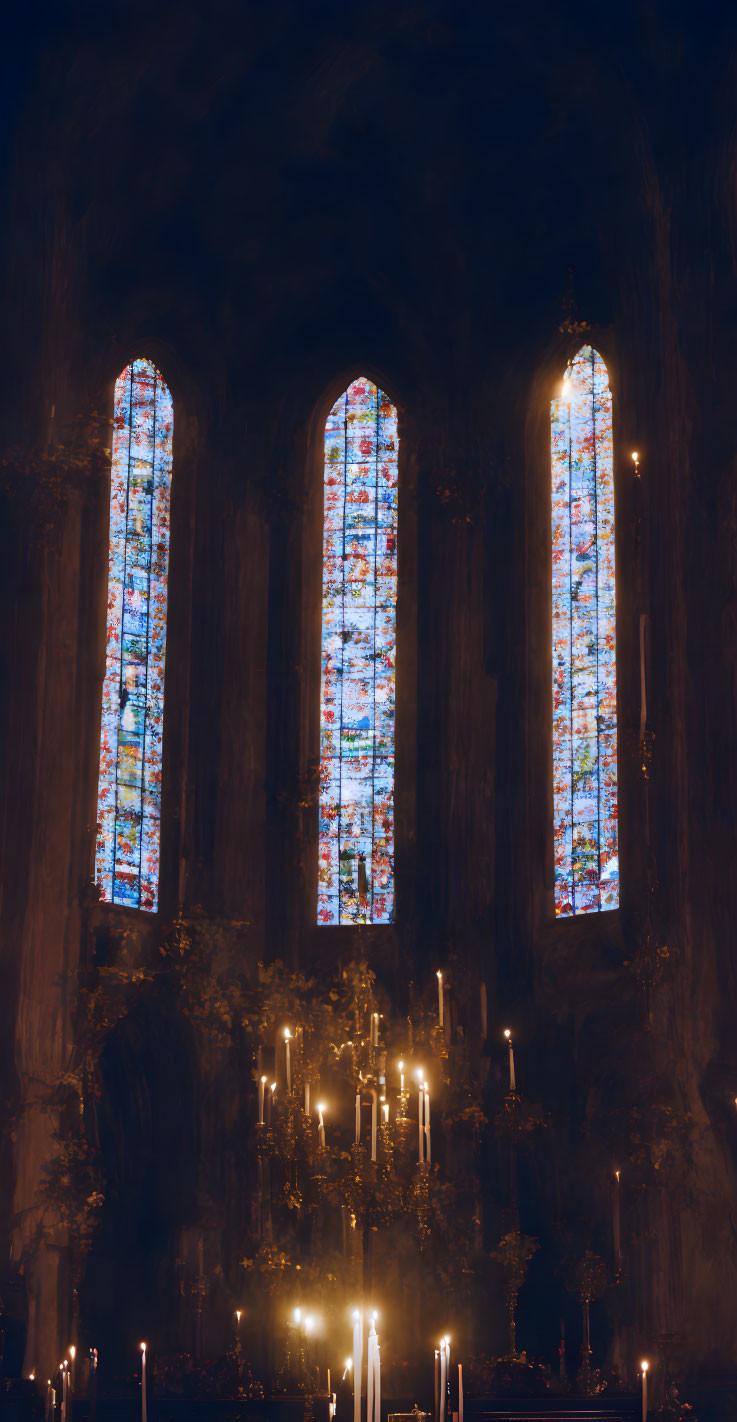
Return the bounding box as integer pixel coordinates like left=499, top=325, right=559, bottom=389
left=318, top=377, right=398, bottom=925
left=551, top=345, right=618, bottom=916
left=95, top=358, right=173, bottom=912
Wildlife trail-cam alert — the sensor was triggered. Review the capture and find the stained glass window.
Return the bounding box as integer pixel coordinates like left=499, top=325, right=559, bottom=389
left=551, top=345, right=618, bottom=917
left=95, top=358, right=173, bottom=912
left=318, top=377, right=398, bottom=925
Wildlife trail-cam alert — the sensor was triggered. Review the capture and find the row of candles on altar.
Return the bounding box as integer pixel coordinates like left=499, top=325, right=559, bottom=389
left=37, top=1327, right=651, bottom=1420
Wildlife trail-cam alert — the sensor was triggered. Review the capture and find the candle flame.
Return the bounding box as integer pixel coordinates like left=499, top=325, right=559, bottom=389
left=345, top=1359, right=353, bottom=1370
left=260, top=1075, right=267, bottom=1083
left=317, top=1102, right=326, bottom=1113
left=294, top=1308, right=302, bottom=1324
left=398, top=1060, right=403, bottom=1070
left=414, top=1067, right=424, bottom=1081
left=236, top=1310, right=242, bottom=1322
left=615, top=1168, right=620, bottom=1181
left=641, top=1360, right=649, bottom=1373
left=270, top=1082, right=276, bottom=1092
left=68, top=1347, right=75, bottom=1360
left=504, top=1028, right=511, bottom=1039
left=140, top=1343, right=146, bottom=1353
left=284, top=1027, right=291, bottom=1039
left=352, top=1308, right=360, bottom=1322
left=436, top=970, right=442, bottom=980
left=632, top=451, right=639, bottom=462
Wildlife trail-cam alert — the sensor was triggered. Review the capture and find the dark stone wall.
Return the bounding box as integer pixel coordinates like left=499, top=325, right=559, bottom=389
left=3, top=0, right=737, bottom=1385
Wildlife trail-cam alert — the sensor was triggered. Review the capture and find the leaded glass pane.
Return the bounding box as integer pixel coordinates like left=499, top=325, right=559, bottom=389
left=318, top=378, right=398, bottom=925
left=95, top=358, right=173, bottom=912
left=551, top=346, right=618, bottom=917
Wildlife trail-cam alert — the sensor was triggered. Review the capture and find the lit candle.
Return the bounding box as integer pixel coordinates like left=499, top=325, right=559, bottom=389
left=417, top=1074, right=424, bottom=1163
left=613, top=1169, right=622, bottom=1268
left=371, top=1090, right=378, bottom=1162
left=355, top=1091, right=361, bottom=1145
left=305, top=1082, right=310, bottom=1117
left=46, top=1380, right=54, bottom=1422
left=437, top=971, right=444, bottom=1029
left=235, top=1309, right=242, bottom=1337
left=258, top=1075, right=266, bottom=1125
left=352, top=1310, right=363, bottom=1422
left=424, top=1082, right=431, bottom=1163
left=269, top=1080, right=276, bottom=1125
left=382, top=1102, right=389, bottom=1124
left=434, top=1351, right=440, bottom=1422
left=372, top=1013, right=379, bottom=1047
left=284, top=1029, right=291, bottom=1093
left=317, top=1102, right=326, bottom=1150
left=458, top=1363, right=463, bottom=1422
left=398, top=1060, right=405, bottom=1096
left=68, top=1346, right=75, bottom=1398
left=641, top=1361, right=648, bottom=1422
left=439, top=1339, right=447, bottom=1422
left=141, top=1344, right=147, bottom=1422
left=504, top=1029, right=516, bottom=1092
left=60, top=1363, right=67, bottom=1422
left=374, top=1336, right=381, bottom=1422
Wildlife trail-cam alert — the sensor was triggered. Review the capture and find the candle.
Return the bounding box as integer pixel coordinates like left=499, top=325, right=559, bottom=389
left=317, top=1102, right=326, bottom=1150
left=424, top=1083, right=431, bottom=1163
left=327, top=1367, right=331, bottom=1398
left=60, top=1363, right=67, bottom=1422
left=141, top=1344, right=147, bottom=1422
left=371, top=1090, right=378, bottom=1161
left=352, top=1310, right=363, bottom=1422
left=382, top=1102, right=389, bottom=1124
left=398, top=1060, right=405, bottom=1096
left=613, top=1169, right=622, bottom=1267
left=367, top=1319, right=376, bottom=1422
left=434, top=1351, right=440, bottom=1422
left=284, top=1029, right=291, bottom=1092
left=458, top=1364, right=463, bottom=1422
left=305, top=1082, right=310, bottom=1117
left=68, top=1346, right=75, bottom=1398
left=355, top=1091, right=361, bottom=1145
left=417, top=1072, right=424, bottom=1164
left=439, top=1340, right=447, bottom=1422
left=374, top=1336, right=381, bottom=1422
left=372, top=1013, right=379, bottom=1047
left=504, top=1029, right=516, bottom=1092
left=46, top=1381, right=55, bottom=1422
left=258, top=1075, right=266, bottom=1125
left=641, top=1361, right=648, bottom=1422
left=437, top=971, right=444, bottom=1029
left=444, top=1339, right=451, bottom=1421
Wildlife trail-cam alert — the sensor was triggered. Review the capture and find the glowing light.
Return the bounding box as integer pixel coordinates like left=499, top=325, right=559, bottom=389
left=260, top=1075, right=267, bottom=1084
left=294, top=1308, right=302, bottom=1325
left=551, top=346, right=618, bottom=916
left=95, top=359, right=173, bottom=912
left=352, top=1308, right=360, bottom=1322
left=632, top=451, right=639, bottom=462
left=503, top=1028, right=511, bottom=1040
left=641, top=1361, right=649, bottom=1373
left=284, top=1027, right=291, bottom=1040
left=270, top=1082, right=276, bottom=1093
left=345, top=1359, right=353, bottom=1370
left=304, top=1315, right=315, bottom=1335
left=318, top=377, right=398, bottom=925
left=317, top=1102, right=327, bottom=1114
left=68, top=1348, right=75, bottom=1361
left=140, top=1343, right=146, bottom=1353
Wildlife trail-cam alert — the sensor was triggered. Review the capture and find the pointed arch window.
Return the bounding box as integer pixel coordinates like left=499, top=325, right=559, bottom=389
left=551, top=345, right=618, bottom=916
left=318, top=377, right=398, bottom=925
left=95, top=358, right=173, bottom=912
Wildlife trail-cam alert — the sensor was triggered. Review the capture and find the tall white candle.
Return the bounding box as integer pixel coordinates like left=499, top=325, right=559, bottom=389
left=305, top=1082, right=310, bottom=1117
left=317, top=1102, right=326, bottom=1150
left=258, top=1076, right=266, bottom=1124
left=418, top=1076, right=424, bottom=1163
left=641, top=1362, right=648, bottom=1422
left=374, top=1338, right=381, bottom=1422
left=353, top=1311, right=363, bottom=1422
left=434, top=1351, right=440, bottom=1422
left=371, top=1091, right=378, bottom=1161
left=355, top=1091, right=361, bottom=1145
left=284, top=1029, right=291, bottom=1092
left=141, top=1343, right=147, bottom=1422
left=382, top=1102, right=389, bottom=1124
left=445, top=1339, right=450, bottom=1420
left=424, top=1083, right=431, bottom=1163
left=613, top=1169, right=622, bottom=1266
left=68, top=1346, right=75, bottom=1399
left=46, top=1381, right=55, bottom=1422
left=367, top=1321, right=375, bottom=1422
left=437, top=971, right=444, bottom=1029
left=458, top=1364, right=463, bottom=1422
left=398, top=1060, right=405, bottom=1096
left=439, top=1341, right=447, bottom=1422
left=504, top=1029, right=516, bottom=1092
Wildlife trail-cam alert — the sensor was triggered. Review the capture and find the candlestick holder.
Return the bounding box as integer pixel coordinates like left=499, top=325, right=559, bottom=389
left=490, top=1229, right=539, bottom=1360
left=561, top=1249, right=609, bottom=1395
